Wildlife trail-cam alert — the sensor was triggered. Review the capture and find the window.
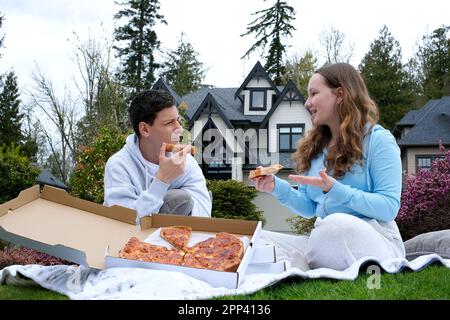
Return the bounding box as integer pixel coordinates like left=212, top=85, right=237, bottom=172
left=416, top=155, right=445, bottom=172
left=250, top=90, right=266, bottom=110
left=278, top=124, right=304, bottom=151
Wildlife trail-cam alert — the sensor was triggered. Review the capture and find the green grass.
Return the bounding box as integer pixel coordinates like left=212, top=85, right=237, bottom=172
left=0, top=284, right=69, bottom=300
left=0, top=264, right=449, bottom=300
left=221, top=264, right=450, bottom=300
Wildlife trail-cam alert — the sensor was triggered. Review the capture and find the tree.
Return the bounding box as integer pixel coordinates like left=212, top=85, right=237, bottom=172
left=359, top=25, right=416, bottom=131
left=71, top=31, right=128, bottom=153
left=0, top=71, right=23, bottom=146
left=414, top=25, right=450, bottom=100
left=319, top=25, right=354, bottom=64
left=282, top=50, right=318, bottom=97
left=28, top=67, right=78, bottom=183
left=241, top=0, right=296, bottom=84
left=0, top=13, right=4, bottom=56
left=159, top=33, right=205, bottom=96
left=113, top=0, right=167, bottom=92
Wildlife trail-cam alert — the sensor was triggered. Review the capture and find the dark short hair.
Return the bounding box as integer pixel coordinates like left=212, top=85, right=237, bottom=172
left=129, top=90, right=176, bottom=136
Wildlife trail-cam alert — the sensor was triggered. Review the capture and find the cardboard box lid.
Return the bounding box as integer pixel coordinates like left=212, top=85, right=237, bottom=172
left=0, top=185, right=153, bottom=269
left=0, top=185, right=262, bottom=271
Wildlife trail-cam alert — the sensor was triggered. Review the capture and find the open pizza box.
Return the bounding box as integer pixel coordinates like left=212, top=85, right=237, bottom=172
left=0, top=185, right=276, bottom=289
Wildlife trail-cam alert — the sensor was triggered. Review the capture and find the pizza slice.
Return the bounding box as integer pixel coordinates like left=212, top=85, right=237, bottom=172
left=186, top=232, right=244, bottom=272
left=160, top=225, right=192, bottom=250
left=119, top=236, right=185, bottom=266
left=248, top=164, right=284, bottom=179
left=165, top=143, right=196, bottom=155
left=181, top=253, right=208, bottom=270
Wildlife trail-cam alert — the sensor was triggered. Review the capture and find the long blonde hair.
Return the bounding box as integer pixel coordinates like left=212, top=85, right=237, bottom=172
left=292, top=63, right=379, bottom=178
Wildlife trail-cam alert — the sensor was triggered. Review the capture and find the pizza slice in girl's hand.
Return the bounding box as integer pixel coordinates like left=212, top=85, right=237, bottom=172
left=160, top=225, right=192, bottom=250
left=249, top=164, right=284, bottom=179
left=165, top=143, right=196, bottom=155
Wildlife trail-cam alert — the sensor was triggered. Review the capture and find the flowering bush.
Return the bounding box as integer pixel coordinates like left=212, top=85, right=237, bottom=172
left=396, top=147, right=450, bottom=240
left=70, top=126, right=128, bottom=204
left=0, top=246, right=73, bottom=269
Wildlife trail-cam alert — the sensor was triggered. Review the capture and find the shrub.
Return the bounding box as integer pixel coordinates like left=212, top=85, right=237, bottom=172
left=206, top=179, right=266, bottom=225
left=396, top=147, right=450, bottom=240
left=0, top=144, right=39, bottom=204
left=286, top=216, right=316, bottom=235
left=0, top=246, right=73, bottom=269
left=70, top=127, right=128, bottom=204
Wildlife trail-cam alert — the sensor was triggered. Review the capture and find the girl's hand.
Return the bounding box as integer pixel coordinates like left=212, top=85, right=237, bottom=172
left=249, top=167, right=275, bottom=193
left=288, top=169, right=335, bottom=193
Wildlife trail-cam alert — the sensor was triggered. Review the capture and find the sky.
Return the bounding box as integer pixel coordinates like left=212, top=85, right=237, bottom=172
left=1, top=0, right=449, bottom=101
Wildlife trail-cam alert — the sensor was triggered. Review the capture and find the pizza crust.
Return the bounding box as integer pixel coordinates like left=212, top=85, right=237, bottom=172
left=248, top=164, right=284, bottom=179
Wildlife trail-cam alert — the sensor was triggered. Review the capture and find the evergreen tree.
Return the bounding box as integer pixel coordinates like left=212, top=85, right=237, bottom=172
left=113, top=0, right=166, bottom=92
left=241, top=0, right=296, bottom=84
left=359, top=25, right=415, bottom=131
left=0, top=71, right=23, bottom=146
left=160, top=33, right=205, bottom=96
left=414, top=25, right=450, bottom=100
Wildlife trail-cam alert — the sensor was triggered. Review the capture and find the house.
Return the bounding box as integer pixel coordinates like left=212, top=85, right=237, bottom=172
left=394, top=96, right=450, bottom=175
left=152, top=61, right=312, bottom=183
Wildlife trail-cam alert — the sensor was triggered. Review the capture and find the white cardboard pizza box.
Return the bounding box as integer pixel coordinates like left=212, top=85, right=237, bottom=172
left=105, top=213, right=263, bottom=289
left=250, top=244, right=276, bottom=264
left=0, top=185, right=265, bottom=289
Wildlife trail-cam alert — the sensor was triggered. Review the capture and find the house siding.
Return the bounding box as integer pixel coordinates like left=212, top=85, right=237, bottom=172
left=268, top=101, right=312, bottom=153
left=243, top=78, right=276, bottom=116
left=405, top=147, right=446, bottom=174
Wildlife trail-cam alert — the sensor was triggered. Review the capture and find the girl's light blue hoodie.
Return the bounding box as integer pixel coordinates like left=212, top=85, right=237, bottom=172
left=271, top=124, right=402, bottom=222
left=104, top=134, right=212, bottom=221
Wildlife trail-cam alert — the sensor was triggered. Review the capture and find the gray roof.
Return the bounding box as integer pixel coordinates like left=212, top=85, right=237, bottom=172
left=152, top=78, right=182, bottom=105
left=182, top=87, right=265, bottom=123
left=37, top=169, right=70, bottom=191
left=398, top=96, right=450, bottom=146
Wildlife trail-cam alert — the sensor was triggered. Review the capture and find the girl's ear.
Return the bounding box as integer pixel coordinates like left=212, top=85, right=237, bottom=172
left=336, top=87, right=344, bottom=104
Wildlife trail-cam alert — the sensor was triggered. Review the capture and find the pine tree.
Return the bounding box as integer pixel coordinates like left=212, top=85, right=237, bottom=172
left=160, top=33, right=205, bottom=96
left=0, top=71, right=23, bottom=146
left=359, top=26, right=416, bottom=131
left=113, top=0, right=166, bottom=92
left=241, top=0, right=296, bottom=84
left=414, top=25, right=450, bottom=100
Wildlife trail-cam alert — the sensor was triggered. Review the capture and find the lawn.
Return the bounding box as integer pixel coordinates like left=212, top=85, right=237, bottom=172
left=0, top=264, right=449, bottom=300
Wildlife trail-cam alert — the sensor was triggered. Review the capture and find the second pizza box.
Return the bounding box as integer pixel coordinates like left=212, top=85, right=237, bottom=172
left=0, top=185, right=265, bottom=289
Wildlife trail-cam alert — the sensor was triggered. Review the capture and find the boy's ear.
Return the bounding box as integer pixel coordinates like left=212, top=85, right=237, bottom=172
left=138, top=121, right=151, bottom=137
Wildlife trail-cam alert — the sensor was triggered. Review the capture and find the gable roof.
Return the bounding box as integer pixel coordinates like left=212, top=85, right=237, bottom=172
left=398, top=96, right=450, bottom=146
left=259, top=80, right=306, bottom=128
left=183, top=87, right=265, bottom=124
left=234, top=61, right=280, bottom=99
left=188, top=92, right=234, bottom=130
left=36, top=169, right=70, bottom=191
left=152, top=78, right=182, bottom=105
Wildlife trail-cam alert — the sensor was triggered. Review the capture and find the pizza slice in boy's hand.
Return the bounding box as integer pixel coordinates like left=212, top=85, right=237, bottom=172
left=249, top=164, right=284, bottom=179
left=165, top=143, right=196, bottom=155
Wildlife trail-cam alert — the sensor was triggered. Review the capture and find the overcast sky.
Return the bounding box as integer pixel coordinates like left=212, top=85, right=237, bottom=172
left=1, top=0, right=449, bottom=100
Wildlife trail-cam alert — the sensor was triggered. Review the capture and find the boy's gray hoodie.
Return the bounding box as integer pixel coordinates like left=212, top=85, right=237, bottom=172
left=104, top=134, right=212, bottom=222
